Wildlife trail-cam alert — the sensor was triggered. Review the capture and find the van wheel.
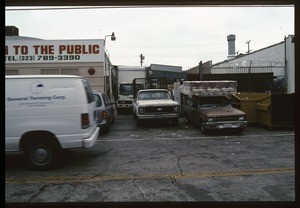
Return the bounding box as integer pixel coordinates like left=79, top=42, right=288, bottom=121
left=25, top=139, right=59, bottom=170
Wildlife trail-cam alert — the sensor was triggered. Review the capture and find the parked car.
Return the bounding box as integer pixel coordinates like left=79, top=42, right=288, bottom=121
left=93, top=91, right=115, bottom=133
left=132, top=89, right=180, bottom=126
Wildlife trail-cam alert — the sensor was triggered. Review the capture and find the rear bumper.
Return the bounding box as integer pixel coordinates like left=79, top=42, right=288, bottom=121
left=83, top=127, right=99, bottom=148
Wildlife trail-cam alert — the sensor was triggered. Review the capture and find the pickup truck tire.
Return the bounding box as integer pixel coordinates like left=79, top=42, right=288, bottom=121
left=171, top=118, right=179, bottom=126
left=236, top=128, right=244, bottom=134
left=136, top=119, right=142, bottom=127
left=25, top=139, right=60, bottom=170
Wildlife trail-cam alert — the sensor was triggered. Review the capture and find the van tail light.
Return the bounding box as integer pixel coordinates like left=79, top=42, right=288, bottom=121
left=102, top=111, right=107, bottom=119
left=81, top=113, right=90, bottom=129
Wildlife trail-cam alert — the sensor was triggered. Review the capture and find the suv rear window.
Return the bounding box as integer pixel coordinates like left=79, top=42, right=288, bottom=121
left=82, top=79, right=95, bottom=104
left=94, top=94, right=103, bottom=107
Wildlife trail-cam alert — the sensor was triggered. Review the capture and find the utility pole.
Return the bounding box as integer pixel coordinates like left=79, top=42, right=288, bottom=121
left=140, top=54, right=145, bottom=66
left=246, top=40, right=251, bottom=54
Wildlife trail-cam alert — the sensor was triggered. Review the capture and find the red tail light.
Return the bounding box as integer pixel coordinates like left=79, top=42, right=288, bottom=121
left=102, top=111, right=107, bottom=119
left=81, top=113, right=90, bottom=129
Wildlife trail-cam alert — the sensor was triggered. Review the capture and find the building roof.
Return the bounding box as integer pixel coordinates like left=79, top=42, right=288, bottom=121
left=212, top=40, right=284, bottom=67
left=5, top=36, right=44, bottom=41
left=150, top=64, right=182, bottom=72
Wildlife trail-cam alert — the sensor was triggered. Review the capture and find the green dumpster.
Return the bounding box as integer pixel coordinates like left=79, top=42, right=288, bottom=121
left=231, top=92, right=271, bottom=123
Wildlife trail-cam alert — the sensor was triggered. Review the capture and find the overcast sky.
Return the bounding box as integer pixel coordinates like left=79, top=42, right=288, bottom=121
left=5, top=6, right=294, bottom=70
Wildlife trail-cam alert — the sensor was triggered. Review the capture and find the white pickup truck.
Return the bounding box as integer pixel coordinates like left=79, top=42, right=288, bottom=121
left=132, top=89, right=180, bottom=126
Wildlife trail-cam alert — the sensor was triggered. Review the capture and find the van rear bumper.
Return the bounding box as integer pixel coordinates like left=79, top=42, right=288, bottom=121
left=83, top=127, right=99, bottom=148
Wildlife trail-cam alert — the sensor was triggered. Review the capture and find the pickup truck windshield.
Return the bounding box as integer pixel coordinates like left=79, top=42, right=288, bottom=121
left=138, top=91, right=171, bottom=100
left=197, top=96, right=231, bottom=108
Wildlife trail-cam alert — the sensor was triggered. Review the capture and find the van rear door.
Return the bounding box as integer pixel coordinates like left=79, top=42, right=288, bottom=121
left=81, top=79, right=96, bottom=129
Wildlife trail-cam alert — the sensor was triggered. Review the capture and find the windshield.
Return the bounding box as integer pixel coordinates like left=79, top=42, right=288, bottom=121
left=198, top=96, right=231, bottom=109
left=135, top=84, right=144, bottom=92
left=138, top=91, right=171, bottom=100
left=119, top=84, right=133, bottom=96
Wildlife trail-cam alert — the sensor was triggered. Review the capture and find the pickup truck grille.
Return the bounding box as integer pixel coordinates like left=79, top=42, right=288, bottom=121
left=145, top=106, right=174, bottom=113
left=212, top=116, right=240, bottom=122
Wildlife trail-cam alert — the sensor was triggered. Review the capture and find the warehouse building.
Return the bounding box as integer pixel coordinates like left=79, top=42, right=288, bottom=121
left=148, top=63, right=187, bottom=84
left=186, top=34, right=295, bottom=94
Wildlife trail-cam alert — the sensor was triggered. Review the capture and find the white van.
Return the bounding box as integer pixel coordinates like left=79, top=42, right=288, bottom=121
left=5, top=75, right=100, bottom=170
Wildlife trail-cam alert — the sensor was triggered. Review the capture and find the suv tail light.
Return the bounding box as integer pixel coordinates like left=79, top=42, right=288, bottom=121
left=81, top=113, right=90, bottom=129
left=102, top=111, right=107, bottom=119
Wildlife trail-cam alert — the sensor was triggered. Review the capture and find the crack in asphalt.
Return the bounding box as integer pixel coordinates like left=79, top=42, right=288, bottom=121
left=91, top=169, right=107, bottom=178
left=175, top=153, right=184, bottom=176
left=60, top=183, right=77, bottom=202
left=160, top=142, right=184, bottom=177
left=170, top=176, right=177, bottom=184
left=133, top=178, right=145, bottom=201
left=28, top=184, right=52, bottom=202
left=132, top=177, right=177, bottom=201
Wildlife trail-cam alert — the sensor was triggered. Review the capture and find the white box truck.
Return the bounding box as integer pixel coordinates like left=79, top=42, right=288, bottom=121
left=115, top=65, right=148, bottom=111
left=5, top=75, right=100, bottom=170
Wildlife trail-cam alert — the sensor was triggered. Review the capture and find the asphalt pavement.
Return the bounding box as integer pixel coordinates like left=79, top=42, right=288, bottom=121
left=5, top=113, right=295, bottom=204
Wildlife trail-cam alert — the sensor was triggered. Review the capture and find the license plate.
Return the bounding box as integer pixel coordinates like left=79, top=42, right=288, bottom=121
left=156, top=115, right=164, bottom=119
left=223, top=123, right=232, bottom=128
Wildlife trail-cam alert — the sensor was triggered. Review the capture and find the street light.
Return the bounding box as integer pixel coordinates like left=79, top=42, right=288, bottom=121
left=104, top=32, right=116, bottom=101
left=105, top=32, right=116, bottom=45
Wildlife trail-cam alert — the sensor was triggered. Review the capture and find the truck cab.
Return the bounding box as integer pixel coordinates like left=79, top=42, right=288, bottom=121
left=181, top=81, right=247, bottom=134
left=182, top=94, right=247, bottom=133
left=133, top=89, right=180, bottom=126
left=115, top=65, right=148, bottom=111
left=117, top=82, right=145, bottom=109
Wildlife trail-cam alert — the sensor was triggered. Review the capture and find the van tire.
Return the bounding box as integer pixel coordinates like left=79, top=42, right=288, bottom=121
left=25, top=139, right=59, bottom=170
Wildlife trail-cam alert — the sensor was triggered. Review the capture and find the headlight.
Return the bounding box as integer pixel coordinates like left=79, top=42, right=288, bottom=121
left=207, top=117, right=214, bottom=122
left=239, top=115, right=246, bottom=121
left=174, top=106, right=180, bottom=112
left=138, top=107, right=145, bottom=114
